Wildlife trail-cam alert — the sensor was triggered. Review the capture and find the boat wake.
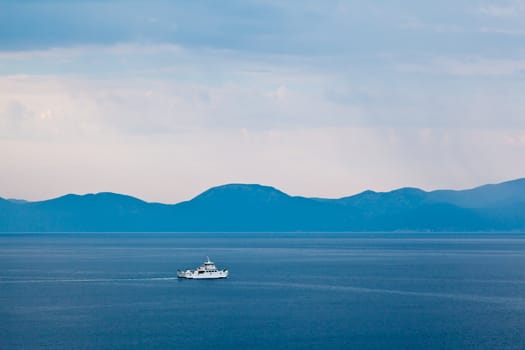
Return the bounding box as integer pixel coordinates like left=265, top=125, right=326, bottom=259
left=0, top=276, right=179, bottom=284
left=233, top=281, right=525, bottom=310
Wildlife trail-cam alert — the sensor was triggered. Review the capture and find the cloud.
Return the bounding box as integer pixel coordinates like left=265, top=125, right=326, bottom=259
left=2, top=0, right=520, bottom=58
left=2, top=67, right=525, bottom=202
left=0, top=43, right=185, bottom=60
left=478, top=1, right=525, bottom=17
left=3, top=46, right=525, bottom=146
left=2, top=1, right=525, bottom=202
left=480, top=5, right=518, bottom=17
left=478, top=27, right=525, bottom=36
left=396, top=56, right=525, bottom=76
left=0, top=72, right=362, bottom=142
left=2, top=126, right=524, bottom=203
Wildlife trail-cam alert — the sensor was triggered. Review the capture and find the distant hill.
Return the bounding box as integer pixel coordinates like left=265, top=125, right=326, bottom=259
left=1, top=179, right=525, bottom=232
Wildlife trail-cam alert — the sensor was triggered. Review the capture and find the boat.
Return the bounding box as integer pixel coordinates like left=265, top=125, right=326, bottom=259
left=177, top=257, right=229, bottom=279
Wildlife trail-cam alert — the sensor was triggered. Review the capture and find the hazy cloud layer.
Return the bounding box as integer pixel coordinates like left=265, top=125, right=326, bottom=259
left=1, top=1, right=524, bottom=202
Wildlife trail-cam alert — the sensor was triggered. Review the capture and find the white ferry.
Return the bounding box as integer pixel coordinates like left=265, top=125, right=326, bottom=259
left=177, top=257, right=229, bottom=279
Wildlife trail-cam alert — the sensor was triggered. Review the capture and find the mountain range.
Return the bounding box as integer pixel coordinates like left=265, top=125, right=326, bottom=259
left=1, top=178, right=525, bottom=232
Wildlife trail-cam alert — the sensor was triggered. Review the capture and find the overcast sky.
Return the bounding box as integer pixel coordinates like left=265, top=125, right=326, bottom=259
left=1, top=0, right=525, bottom=203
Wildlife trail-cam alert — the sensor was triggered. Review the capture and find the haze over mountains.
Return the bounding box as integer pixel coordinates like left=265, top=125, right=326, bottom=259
left=1, top=179, right=525, bottom=232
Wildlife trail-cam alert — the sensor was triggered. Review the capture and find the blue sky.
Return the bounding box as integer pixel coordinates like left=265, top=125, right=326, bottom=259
left=1, top=0, right=525, bottom=202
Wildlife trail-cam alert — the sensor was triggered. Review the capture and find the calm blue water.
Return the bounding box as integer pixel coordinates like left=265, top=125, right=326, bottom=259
left=1, top=233, right=525, bottom=349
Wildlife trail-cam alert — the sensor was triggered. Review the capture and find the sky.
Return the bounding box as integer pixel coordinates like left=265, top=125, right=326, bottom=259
left=1, top=0, right=525, bottom=203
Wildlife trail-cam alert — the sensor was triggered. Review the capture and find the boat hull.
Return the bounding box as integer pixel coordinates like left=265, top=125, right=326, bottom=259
left=177, top=270, right=229, bottom=279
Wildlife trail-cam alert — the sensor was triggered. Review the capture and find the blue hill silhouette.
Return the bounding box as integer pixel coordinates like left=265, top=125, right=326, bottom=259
left=1, top=179, right=524, bottom=232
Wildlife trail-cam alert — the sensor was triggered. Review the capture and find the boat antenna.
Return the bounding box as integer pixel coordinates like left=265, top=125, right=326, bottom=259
left=207, top=256, right=211, bottom=263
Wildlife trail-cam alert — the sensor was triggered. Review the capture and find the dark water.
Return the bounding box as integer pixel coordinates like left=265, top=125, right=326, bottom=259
left=1, top=233, right=525, bottom=350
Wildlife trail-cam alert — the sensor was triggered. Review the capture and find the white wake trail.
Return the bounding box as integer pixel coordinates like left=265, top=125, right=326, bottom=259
left=0, top=276, right=179, bottom=284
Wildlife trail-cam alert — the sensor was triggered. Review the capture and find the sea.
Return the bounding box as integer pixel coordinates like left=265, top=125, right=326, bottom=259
left=1, top=232, right=525, bottom=350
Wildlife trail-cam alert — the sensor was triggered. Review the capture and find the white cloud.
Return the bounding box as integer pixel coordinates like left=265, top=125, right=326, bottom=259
left=2, top=41, right=525, bottom=202
left=1, top=126, right=524, bottom=203
left=480, top=5, right=518, bottom=17
left=478, top=1, right=525, bottom=17
left=505, top=132, right=525, bottom=145
left=0, top=72, right=365, bottom=142
left=0, top=43, right=185, bottom=60
left=397, top=56, right=525, bottom=76
left=478, top=27, right=525, bottom=36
